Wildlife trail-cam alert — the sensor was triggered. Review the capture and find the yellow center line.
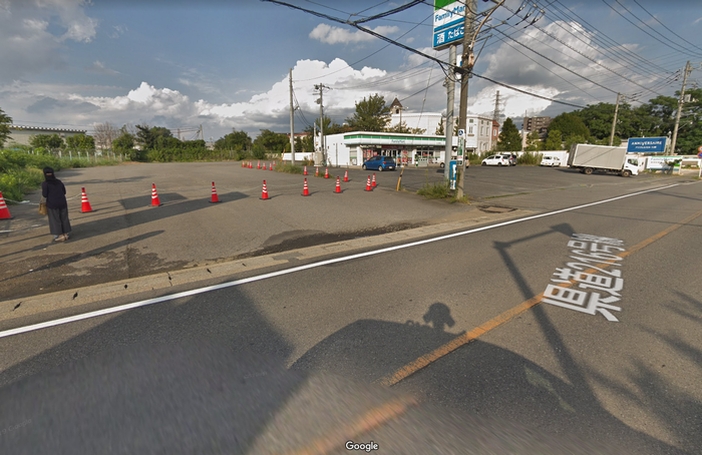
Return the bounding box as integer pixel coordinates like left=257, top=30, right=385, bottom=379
left=377, top=208, right=702, bottom=387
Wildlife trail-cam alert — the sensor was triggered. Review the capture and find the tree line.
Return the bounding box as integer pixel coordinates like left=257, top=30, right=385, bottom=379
left=496, top=88, right=702, bottom=153
left=2, top=88, right=699, bottom=159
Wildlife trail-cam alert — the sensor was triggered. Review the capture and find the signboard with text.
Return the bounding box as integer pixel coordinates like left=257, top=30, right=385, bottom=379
left=433, top=0, right=465, bottom=50
left=626, top=137, right=667, bottom=153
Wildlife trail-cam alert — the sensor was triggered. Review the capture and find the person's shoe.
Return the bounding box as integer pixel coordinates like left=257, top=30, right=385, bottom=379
left=62, top=233, right=69, bottom=241
left=54, top=236, right=66, bottom=242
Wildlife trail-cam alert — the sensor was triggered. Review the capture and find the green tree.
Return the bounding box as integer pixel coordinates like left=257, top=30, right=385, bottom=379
left=113, top=132, right=135, bottom=153
left=547, top=112, right=590, bottom=146
left=386, top=121, right=425, bottom=135
left=524, top=130, right=542, bottom=151
left=135, top=125, right=172, bottom=151
left=573, top=102, right=619, bottom=141
left=672, top=87, right=702, bottom=154
left=496, top=118, right=522, bottom=151
left=253, top=129, right=288, bottom=156
left=214, top=129, right=252, bottom=153
left=0, top=108, right=12, bottom=148
left=543, top=129, right=563, bottom=150
left=345, top=94, right=391, bottom=132
left=30, top=134, right=64, bottom=151
left=305, top=116, right=348, bottom=136
left=65, top=133, right=95, bottom=151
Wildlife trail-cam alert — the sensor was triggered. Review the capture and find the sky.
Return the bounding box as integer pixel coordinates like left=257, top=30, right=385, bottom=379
left=1, top=0, right=700, bottom=142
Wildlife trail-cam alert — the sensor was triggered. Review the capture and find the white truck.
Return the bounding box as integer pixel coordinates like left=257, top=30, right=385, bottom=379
left=568, top=144, right=639, bottom=177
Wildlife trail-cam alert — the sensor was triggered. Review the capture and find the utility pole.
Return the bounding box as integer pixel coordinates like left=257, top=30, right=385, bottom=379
left=670, top=61, right=692, bottom=154
left=455, top=0, right=477, bottom=197
left=443, top=44, right=457, bottom=182
left=609, top=93, right=621, bottom=146
left=314, top=83, right=330, bottom=166
left=289, top=69, right=295, bottom=165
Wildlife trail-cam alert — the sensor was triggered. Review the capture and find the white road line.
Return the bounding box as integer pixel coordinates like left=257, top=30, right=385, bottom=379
left=0, top=183, right=682, bottom=339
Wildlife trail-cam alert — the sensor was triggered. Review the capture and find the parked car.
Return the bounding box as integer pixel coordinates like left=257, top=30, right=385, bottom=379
left=540, top=156, right=561, bottom=167
left=362, top=155, right=396, bottom=171
left=481, top=155, right=511, bottom=166
left=501, top=153, right=517, bottom=166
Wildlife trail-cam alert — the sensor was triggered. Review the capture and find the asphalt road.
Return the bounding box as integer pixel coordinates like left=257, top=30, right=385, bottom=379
left=0, top=169, right=700, bottom=454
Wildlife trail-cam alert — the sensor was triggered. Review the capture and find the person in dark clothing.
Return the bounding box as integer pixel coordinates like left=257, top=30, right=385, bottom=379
left=41, top=167, right=72, bottom=242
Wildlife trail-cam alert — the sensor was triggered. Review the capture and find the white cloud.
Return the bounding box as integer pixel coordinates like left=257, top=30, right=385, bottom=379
left=0, top=0, right=98, bottom=80
left=86, top=60, right=119, bottom=76
left=309, top=23, right=400, bottom=45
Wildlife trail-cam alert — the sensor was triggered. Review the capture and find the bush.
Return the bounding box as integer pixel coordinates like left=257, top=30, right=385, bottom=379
left=517, top=152, right=542, bottom=165
left=274, top=162, right=304, bottom=174
left=0, top=167, right=44, bottom=203
left=417, top=181, right=451, bottom=199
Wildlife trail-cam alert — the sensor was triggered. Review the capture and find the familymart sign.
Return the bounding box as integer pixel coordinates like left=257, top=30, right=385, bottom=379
left=433, top=0, right=465, bottom=49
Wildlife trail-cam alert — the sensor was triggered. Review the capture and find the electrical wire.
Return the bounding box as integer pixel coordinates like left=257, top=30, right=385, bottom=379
left=265, top=0, right=590, bottom=109
left=602, top=0, right=702, bottom=59
left=631, top=0, right=702, bottom=56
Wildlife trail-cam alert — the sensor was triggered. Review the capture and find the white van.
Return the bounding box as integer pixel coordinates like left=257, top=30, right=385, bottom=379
left=540, top=156, right=561, bottom=167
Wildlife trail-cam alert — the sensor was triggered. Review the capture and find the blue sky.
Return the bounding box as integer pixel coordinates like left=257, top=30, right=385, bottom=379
left=1, top=0, right=700, bottom=142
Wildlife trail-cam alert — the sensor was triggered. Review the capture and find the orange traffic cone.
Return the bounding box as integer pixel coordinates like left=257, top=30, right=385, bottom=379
left=302, top=178, right=310, bottom=196
left=343, top=170, right=349, bottom=182
left=364, top=176, right=373, bottom=192
left=80, top=187, right=93, bottom=213
left=257, top=161, right=261, bottom=170
left=151, top=183, right=162, bottom=207
left=324, top=168, right=329, bottom=179
left=241, top=161, right=245, bottom=168
left=0, top=192, right=12, bottom=220
left=210, top=181, right=220, bottom=203
left=315, top=167, right=319, bottom=177
left=334, top=176, right=342, bottom=194
left=303, top=166, right=308, bottom=176
left=269, top=162, right=274, bottom=171
left=372, top=173, right=377, bottom=188
left=248, top=161, right=253, bottom=169
left=260, top=180, right=269, bottom=200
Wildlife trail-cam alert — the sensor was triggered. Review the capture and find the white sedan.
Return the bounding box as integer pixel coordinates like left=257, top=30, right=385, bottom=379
left=481, top=155, right=511, bottom=166
left=540, top=156, right=561, bottom=167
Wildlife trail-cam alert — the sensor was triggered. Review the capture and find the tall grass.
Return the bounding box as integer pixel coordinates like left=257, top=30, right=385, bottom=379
left=0, top=149, right=120, bottom=203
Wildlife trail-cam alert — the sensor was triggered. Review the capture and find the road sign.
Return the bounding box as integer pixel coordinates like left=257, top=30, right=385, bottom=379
left=433, top=0, right=465, bottom=50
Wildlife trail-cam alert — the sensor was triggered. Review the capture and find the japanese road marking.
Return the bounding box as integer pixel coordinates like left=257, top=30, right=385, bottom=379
left=377, top=207, right=702, bottom=387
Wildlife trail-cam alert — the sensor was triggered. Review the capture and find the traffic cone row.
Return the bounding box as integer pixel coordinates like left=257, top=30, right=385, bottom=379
left=3, top=170, right=380, bottom=220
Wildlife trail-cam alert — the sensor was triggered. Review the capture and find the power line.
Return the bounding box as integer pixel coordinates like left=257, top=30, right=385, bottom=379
left=602, top=0, right=702, bottom=59
left=264, top=0, right=589, bottom=109
left=630, top=0, right=702, bottom=56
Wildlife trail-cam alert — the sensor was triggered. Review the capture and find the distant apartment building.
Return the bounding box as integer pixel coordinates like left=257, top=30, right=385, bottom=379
left=523, top=116, right=551, bottom=139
